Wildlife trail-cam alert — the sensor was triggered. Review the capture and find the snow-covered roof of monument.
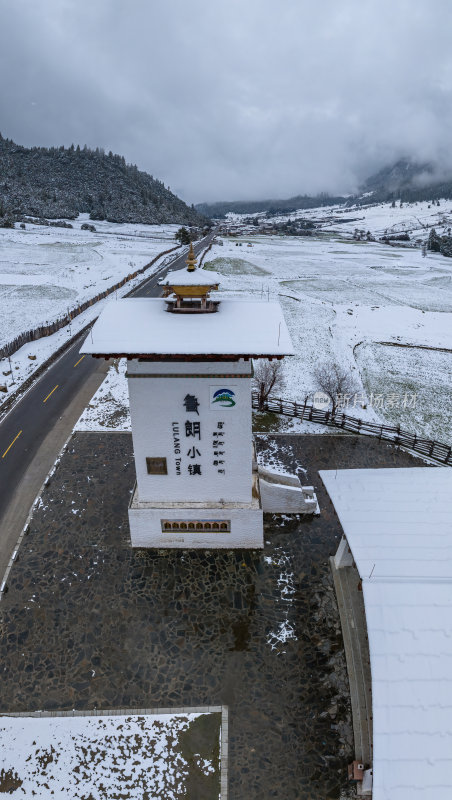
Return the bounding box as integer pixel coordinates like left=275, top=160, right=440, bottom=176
left=81, top=297, right=294, bottom=357
left=159, top=267, right=221, bottom=286
left=320, top=467, right=452, bottom=800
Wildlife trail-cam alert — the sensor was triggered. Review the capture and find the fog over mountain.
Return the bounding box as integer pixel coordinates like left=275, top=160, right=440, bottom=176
left=1, top=0, right=452, bottom=203
left=196, top=158, right=452, bottom=217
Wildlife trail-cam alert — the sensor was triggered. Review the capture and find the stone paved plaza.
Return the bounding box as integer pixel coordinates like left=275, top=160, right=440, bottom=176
left=0, top=433, right=426, bottom=799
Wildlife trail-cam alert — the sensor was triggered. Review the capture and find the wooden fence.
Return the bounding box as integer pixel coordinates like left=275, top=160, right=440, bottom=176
left=0, top=245, right=181, bottom=362
left=198, top=239, right=214, bottom=267
left=252, top=392, right=452, bottom=466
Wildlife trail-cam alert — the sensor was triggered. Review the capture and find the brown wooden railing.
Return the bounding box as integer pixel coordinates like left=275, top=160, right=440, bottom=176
left=252, top=392, right=452, bottom=466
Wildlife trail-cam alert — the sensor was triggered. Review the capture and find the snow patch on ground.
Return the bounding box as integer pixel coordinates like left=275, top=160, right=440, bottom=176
left=0, top=711, right=218, bottom=800
left=265, top=548, right=297, bottom=653
left=255, top=437, right=308, bottom=475
left=75, top=359, right=131, bottom=431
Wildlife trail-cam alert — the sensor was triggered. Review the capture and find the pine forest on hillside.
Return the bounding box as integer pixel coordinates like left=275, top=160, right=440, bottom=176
left=0, top=134, right=205, bottom=226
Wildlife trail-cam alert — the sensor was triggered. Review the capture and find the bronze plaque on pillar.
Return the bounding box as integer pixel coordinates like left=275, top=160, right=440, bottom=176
left=146, top=457, right=168, bottom=475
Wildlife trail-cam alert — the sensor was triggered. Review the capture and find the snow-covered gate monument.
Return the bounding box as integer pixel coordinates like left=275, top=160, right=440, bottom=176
left=82, top=244, right=311, bottom=548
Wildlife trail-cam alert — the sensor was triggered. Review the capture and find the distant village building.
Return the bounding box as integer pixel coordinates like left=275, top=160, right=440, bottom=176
left=82, top=244, right=315, bottom=548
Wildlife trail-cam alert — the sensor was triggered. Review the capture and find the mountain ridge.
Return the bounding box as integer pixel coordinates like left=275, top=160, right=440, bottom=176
left=352, top=158, right=452, bottom=205
left=0, top=134, right=205, bottom=226
left=197, top=158, right=452, bottom=217
left=195, top=193, right=345, bottom=219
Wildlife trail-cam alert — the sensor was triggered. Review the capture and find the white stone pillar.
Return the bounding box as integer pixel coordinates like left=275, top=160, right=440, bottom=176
left=334, top=536, right=354, bottom=569
left=127, top=359, right=252, bottom=503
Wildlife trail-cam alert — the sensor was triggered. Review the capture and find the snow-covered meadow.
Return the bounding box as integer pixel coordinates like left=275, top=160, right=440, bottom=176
left=0, top=215, right=180, bottom=348
left=15, top=200, right=439, bottom=443
left=205, top=218, right=452, bottom=441
left=0, top=218, right=183, bottom=406
left=75, top=219, right=452, bottom=441
left=236, top=197, right=452, bottom=242
left=0, top=711, right=221, bottom=799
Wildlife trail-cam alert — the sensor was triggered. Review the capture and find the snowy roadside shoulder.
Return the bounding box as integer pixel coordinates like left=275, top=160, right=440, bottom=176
left=75, top=359, right=131, bottom=432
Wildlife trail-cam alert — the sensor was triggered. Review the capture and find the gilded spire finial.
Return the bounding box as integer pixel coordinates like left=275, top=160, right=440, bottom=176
left=186, top=242, right=197, bottom=272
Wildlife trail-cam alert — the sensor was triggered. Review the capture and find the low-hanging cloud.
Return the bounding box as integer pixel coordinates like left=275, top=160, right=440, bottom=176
left=1, top=0, right=452, bottom=203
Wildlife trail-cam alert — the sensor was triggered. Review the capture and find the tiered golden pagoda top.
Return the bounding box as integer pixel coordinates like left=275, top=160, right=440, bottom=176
left=159, top=242, right=221, bottom=313
left=186, top=242, right=197, bottom=272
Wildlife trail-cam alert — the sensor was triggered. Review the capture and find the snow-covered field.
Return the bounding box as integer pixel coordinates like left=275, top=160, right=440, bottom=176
left=308, top=197, right=452, bottom=241
left=0, top=214, right=179, bottom=348
left=203, top=225, right=452, bottom=441
left=1, top=200, right=440, bottom=443
left=0, top=711, right=221, bottom=799
left=0, top=219, right=183, bottom=408
left=356, top=342, right=452, bottom=441
left=75, top=223, right=452, bottom=441
left=231, top=197, right=452, bottom=242
left=0, top=250, right=181, bottom=414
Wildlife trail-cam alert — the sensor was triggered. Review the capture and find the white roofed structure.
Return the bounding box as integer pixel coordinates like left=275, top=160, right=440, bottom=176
left=320, top=467, right=452, bottom=800
left=159, top=266, right=222, bottom=287
left=81, top=297, right=294, bottom=359
left=80, top=250, right=299, bottom=551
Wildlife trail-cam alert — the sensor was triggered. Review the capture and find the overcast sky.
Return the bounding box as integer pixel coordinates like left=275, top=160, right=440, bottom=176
left=1, top=0, right=452, bottom=203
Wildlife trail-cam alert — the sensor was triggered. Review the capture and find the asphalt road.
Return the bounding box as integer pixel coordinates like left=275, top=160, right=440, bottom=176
left=0, top=234, right=214, bottom=558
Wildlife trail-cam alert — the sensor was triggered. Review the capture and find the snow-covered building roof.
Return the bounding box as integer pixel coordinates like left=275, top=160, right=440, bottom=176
left=320, top=467, right=452, bottom=800
left=159, top=267, right=221, bottom=286
left=81, top=298, right=294, bottom=358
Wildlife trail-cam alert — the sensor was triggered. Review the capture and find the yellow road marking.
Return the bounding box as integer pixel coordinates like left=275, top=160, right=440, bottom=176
left=2, top=430, right=22, bottom=459
left=43, top=385, right=59, bottom=403
left=73, top=355, right=85, bottom=368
